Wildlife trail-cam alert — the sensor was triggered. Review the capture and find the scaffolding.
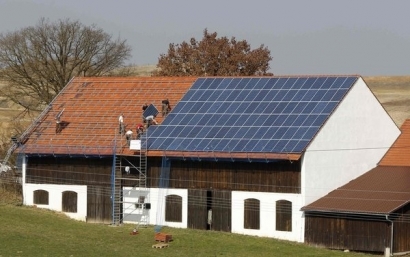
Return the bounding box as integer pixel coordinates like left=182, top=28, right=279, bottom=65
left=111, top=126, right=149, bottom=226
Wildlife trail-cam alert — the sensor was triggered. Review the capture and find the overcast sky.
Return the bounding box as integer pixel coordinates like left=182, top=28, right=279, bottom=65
left=0, top=0, right=409, bottom=76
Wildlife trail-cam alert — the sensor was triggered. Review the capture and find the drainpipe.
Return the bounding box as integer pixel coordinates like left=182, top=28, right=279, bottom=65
left=385, top=215, right=393, bottom=257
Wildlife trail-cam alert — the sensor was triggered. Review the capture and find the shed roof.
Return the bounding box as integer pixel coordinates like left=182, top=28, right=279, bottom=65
left=302, top=166, right=410, bottom=215
left=378, top=119, right=410, bottom=166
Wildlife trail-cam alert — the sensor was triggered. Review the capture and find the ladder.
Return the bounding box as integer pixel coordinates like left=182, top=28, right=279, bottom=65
left=137, top=129, right=149, bottom=228
left=1, top=104, right=52, bottom=170
left=139, top=128, right=147, bottom=188
left=1, top=77, right=75, bottom=169
left=1, top=143, right=17, bottom=169
left=111, top=132, right=122, bottom=225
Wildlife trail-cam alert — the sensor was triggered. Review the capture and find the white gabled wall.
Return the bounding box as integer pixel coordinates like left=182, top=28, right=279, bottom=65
left=231, top=191, right=303, bottom=242
left=302, top=77, right=400, bottom=207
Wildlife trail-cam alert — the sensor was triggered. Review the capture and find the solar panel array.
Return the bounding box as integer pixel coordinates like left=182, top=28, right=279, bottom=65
left=148, top=76, right=358, bottom=154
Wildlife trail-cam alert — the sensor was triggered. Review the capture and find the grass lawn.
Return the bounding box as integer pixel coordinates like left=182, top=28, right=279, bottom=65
left=0, top=204, right=373, bottom=257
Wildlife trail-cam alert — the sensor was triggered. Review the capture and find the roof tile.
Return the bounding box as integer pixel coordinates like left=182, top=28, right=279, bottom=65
left=20, top=77, right=197, bottom=156
left=378, top=119, right=410, bottom=166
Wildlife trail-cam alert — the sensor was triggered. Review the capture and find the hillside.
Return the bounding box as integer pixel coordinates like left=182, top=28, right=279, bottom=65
left=364, top=76, right=410, bottom=126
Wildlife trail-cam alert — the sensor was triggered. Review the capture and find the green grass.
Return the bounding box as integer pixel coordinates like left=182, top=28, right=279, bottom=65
left=0, top=204, right=373, bottom=257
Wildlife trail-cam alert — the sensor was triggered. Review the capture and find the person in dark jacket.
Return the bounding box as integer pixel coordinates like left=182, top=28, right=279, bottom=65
left=161, top=99, right=171, bottom=117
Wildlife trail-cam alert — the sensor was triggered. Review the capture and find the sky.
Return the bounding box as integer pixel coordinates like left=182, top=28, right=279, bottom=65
left=0, top=0, right=409, bottom=76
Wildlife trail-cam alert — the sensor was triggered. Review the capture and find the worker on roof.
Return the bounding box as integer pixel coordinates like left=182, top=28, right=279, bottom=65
left=119, top=114, right=124, bottom=135
left=136, top=124, right=144, bottom=139
left=142, top=103, right=148, bottom=111
left=125, top=129, right=133, bottom=146
left=145, top=115, right=158, bottom=128
left=136, top=123, right=144, bottom=132
left=161, top=99, right=171, bottom=117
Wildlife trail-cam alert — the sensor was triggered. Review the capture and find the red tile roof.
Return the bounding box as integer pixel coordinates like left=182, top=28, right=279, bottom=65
left=302, top=166, right=410, bottom=214
left=20, top=77, right=197, bottom=156
left=378, top=119, right=410, bottom=166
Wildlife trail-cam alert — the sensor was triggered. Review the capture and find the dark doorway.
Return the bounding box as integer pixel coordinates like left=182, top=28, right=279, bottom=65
left=206, top=190, right=213, bottom=230
left=187, top=189, right=231, bottom=232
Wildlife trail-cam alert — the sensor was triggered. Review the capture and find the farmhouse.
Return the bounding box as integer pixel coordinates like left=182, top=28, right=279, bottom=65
left=303, top=120, right=410, bottom=254
left=16, top=76, right=399, bottom=243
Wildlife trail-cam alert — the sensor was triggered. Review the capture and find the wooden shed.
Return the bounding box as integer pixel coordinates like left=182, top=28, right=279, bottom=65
left=303, top=120, right=410, bottom=254
left=302, top=166, right=410, bottom=254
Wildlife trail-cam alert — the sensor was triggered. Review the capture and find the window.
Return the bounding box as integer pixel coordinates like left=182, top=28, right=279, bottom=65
left=33, top=190, right=49, bottom=205
left=62, top=191, right=78, bottom=213
left=276, top=200, right=292, bottom=231
left=165, top=195, right=182, bottom=222
left=244, top=198, right=260, bottom=230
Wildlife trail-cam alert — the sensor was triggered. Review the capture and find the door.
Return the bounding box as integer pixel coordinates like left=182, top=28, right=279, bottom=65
left=187, top=188, right=231, bottom=232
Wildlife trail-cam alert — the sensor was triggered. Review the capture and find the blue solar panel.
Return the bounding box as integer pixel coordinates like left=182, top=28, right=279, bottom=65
left=342, top=77, right=357, bottom=88
left=284, top=91, right=297, bottom=101
left=197, top=78, right=213, bottom=89
left=292, top=78, right=308, bottom=89
left=331, top=89, right=348, bottom=101
left=217, top=78, right=234, bottom=89
left=142, top=104, right=159, bottom=118
left=266, top=78, right=281, bottom=89
left=283, top=102, right=297, bottom=113
left=282, top=78, right=297, bottom=89
left=148, top=76, right=358, bottom=154
left=253, top=78, right=269, bottom=89
left=252, top=140, right=267, bottom=152
left=208, top=78, right=224, bottom=89
left=311, top=77, right=326, bottom=89
left=322, top=77, right=337, bottom=89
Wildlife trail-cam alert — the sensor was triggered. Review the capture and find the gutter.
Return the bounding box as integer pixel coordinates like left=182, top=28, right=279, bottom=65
left=385, top=215, right=393, bottom=256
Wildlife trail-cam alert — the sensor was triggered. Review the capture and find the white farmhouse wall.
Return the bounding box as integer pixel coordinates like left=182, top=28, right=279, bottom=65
left=302, top=77, right=400, bottom=207
left=123, top=188, right=304, bottom=242
left=23, top=184, right=87, bottom=221
left=123, top=187, right=188, bottom=229
left=231, top=191, right=303, bottom=242
left=21, top=156, right=87, bottom=221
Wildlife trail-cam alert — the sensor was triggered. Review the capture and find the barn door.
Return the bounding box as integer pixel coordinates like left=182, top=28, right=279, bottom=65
left=87, top=185, right=112, bottom=224
left=188, top=189, right=231, bottom=232
left=188, top=189, right=207, bottom=229
left=211, top=190, right=231, bottom=232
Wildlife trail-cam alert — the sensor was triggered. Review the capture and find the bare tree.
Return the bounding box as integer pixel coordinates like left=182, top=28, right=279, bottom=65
left=154, top=29, right=273, bottom=76
left=0, top=18, right=132, bottom=111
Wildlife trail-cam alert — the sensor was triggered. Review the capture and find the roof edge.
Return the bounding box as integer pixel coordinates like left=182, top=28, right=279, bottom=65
left=301, top=208, right=391, bottom=216
left=147, top=150, right=301, bottom=161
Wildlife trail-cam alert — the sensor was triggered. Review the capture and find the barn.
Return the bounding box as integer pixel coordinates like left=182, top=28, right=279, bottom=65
left=16, top=75, right=400, bottom=243
left=303, top=120, right=410, bottom=254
